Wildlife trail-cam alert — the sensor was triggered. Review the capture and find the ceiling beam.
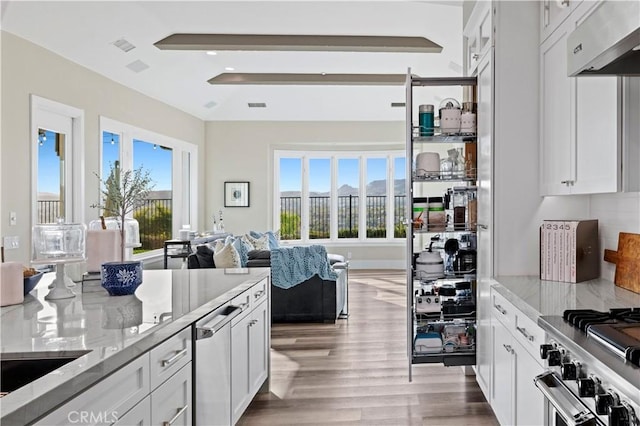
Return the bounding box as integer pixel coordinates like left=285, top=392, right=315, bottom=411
left=155, top=34, right=442, bottom=53
left=207, top=73, right=407, bottom=85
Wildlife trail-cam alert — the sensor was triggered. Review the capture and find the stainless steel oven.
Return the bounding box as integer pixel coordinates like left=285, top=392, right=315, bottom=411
left=536, top=310, right=640, bottom=426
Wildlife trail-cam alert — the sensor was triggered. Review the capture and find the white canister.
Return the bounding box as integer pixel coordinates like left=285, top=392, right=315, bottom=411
left=439, top=98, right=462, bottom=134
left=415, top=152, right=440, bottom=178
left=460, top=112, right=476, bottom=134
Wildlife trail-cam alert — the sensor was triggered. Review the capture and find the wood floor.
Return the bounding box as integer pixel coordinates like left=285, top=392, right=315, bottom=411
left=238, top=270, right=499, bottom=426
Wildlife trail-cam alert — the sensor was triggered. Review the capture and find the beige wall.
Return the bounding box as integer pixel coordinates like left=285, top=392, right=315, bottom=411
left=0, top=32, right=205, bottom=263
left=205, top=121, right=407, bottom=268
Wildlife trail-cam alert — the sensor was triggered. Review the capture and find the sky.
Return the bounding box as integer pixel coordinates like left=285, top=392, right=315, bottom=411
left=37, top=130, right=173, bottom=196
left=279, top=156, right=406, bottom=193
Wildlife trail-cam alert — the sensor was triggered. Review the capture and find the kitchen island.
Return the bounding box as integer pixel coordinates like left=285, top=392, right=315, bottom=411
left=0, top=268, right=270, bottom=425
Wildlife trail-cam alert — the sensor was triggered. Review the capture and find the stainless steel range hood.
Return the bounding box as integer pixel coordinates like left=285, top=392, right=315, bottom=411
left=567, top=1, right=640, bottom=76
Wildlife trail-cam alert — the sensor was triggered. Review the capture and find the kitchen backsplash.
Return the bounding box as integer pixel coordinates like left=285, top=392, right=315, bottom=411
left=590, top=192, right=640, bottom=282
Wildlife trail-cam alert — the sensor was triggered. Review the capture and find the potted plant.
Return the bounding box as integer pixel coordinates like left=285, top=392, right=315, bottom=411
left=91, top=162, right=154, bottom=295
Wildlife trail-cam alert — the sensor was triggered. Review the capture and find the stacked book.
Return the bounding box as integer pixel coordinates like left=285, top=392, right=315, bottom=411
left=540, top=219, right=599, bottom=283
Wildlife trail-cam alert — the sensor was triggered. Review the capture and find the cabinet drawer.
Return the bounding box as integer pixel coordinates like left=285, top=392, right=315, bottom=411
left=231, top=289, right=252, bottom=325
left=251, top=278, right=268, bottom=307
left=113, top=395, right=151, bottom=426
left=150, top=326, right=192, bottom=391
left=35, top=353, right=150, bottom=425
left=513, top=310, right=545, bottom=356
left=151, top=362, right=192, bottom=426
left=490, top=289, right=514, bottom=328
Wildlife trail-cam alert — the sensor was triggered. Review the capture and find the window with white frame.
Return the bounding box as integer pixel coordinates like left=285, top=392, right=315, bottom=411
left=99, top=117, right=197, bottom=254
left=274, top=150, right=406, bottom=243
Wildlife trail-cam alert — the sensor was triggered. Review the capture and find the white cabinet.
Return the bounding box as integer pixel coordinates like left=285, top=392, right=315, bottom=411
left=35, top=353, right=151, bottom=425
left=249, top=299, right=269, bottom=393
left=540, top=0, right=621, bottom=196
left=464, top=1, right=493, bottom=76
left=540, top=0, right=574, bottom=43
left=490, top=286, right=545, bottom=426
left=513, top=339, right=544, bottom=426
left=150, top=326, right=192, bottom=391
left=151, top=362, right=192, bottom=426
left=491, top=318, right=513, bottom=426
left=231, top=289, right=270, bottom=425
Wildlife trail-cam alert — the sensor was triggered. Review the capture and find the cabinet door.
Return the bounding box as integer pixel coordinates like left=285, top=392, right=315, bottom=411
left=570, top=2, right=620, bottom=195
left=464, top=1, right=492, bottom=76
left=249, top=299, right=269, bottom=394
left=513, top=340, right=545, bottom=426
left=540, top=18, right=573, bottom=196
left=231, top=312, right=252, bottom=424
left=476, top=51, right=493, bottom=280
left=540, top=0, right=573, bottom=43
left=475, top=279, right=492, bottom=401
left=491, top=318, right=513, bottom=426
left=150, top=362, right=192, bottom=426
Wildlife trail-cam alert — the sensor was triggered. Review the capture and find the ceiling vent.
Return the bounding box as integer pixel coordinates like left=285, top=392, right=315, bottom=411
left=126, top=60, right=150, bottom=73
left=248, top=102, right=267, bottom=108
left=204, top=101, right=217, bottom=109
left=391, top=102, right=406, bottom=107
left=113, top=38, right=136, bottom=53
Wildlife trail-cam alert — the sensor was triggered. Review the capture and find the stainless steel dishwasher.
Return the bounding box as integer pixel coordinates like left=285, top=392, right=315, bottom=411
left=194, top=303, right=241, bottom=426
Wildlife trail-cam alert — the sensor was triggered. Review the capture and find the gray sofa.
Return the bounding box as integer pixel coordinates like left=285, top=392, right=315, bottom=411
left=187, top=246, right=348, bottom=323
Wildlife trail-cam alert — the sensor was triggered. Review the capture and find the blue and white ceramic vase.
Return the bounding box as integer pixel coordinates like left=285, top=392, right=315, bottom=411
left=101, top=261, right=143, bottom=296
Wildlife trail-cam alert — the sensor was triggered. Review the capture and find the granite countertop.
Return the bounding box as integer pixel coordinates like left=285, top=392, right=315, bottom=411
left=492, top=275, right=640, bottom=322
left=0, top=268, right=270, bottom=425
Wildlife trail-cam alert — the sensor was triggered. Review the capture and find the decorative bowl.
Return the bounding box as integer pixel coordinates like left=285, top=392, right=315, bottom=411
left=24, top=271, right=44, bottom=295
left=100, top=261, right=143, bottom=296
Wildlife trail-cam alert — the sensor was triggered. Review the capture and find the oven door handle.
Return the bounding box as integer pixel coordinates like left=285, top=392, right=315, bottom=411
left=534, top=371, right=602, bottom=426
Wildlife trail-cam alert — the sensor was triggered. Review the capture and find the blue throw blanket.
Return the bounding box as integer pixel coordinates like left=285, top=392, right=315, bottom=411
left=270, top=245, right=338, bottom=289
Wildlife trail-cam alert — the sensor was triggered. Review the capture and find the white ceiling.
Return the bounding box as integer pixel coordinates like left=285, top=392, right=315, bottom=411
left=1, top=1, right=464, bottom=121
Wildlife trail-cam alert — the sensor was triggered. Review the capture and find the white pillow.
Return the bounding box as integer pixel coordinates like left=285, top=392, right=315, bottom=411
left=213, top=242, right=241, bottom=268
left=244, top=233, right=270, bottom=250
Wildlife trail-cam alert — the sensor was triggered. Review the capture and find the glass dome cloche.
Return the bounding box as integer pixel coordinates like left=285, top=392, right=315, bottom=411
left=32, top=218, right=86, bottom=300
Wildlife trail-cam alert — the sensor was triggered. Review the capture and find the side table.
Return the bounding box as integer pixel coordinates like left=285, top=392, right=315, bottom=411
left=163, top=240, right=192, bottom=269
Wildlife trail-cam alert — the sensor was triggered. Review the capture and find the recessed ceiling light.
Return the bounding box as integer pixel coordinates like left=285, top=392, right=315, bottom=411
left=248, top=102, right=267, bottom=108
left=206, top=51, right=217, bottom=56
left=113, top=38, right=136, bottom=53
left=225, top=67, right=235, bottom=71
left=204, top=101, right=217, bottom=109
left=126, top=60, right=150, bottom=73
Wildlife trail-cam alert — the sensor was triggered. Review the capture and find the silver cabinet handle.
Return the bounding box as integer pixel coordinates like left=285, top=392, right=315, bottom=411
left=162, top=348, right=188, bottom=367
left=516, top=326, right=535, bottom=342
left=477, top=224, right=489, bottom=230
left=503, top=344, right=513, bottom=353
left=560, top=0, right=569, bottom=7
left=472, top=53, right=480, bottom=60
left=239, top=302, right=249, bottom=311
left=493, top=304, right=507, bottom=315
left=254, top=290, right=265, bottom=299
left=163, top=404, right=188, bottom=426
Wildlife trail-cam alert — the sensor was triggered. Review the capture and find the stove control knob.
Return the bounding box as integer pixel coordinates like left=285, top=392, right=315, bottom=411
left=577, top=377, right=596, bottom=398
left=561, top=362, right=578, bottom=380
left=595, top=392, right=615, bottom=415
left=540, top=344, right=554, bottom=359
left=608, top=405, right=631, bottom=426
left=547, top=349, right=562, bottom=366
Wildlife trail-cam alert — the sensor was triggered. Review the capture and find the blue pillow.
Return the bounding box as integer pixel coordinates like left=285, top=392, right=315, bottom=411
left=249, top=230, right=280, bottom=250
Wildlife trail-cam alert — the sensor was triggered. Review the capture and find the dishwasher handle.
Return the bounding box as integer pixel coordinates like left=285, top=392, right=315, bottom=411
left=196, top=305, right=241, bottom=340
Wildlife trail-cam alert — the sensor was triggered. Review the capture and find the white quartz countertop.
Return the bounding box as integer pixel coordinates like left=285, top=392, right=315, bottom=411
left=492, top=275, right=640, bottom=322
left=0, top=268, right=270, bottom=425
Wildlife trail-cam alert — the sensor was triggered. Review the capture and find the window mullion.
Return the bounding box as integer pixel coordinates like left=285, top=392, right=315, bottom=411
left=330, top=155, right=338, bottom=241
left=301, top=156, right=310, bottom=243
left=359, top=155, right=367, bottom=241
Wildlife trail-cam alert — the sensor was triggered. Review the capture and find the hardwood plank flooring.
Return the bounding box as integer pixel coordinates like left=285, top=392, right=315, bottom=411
left=238, top=270, right=498, bottom=426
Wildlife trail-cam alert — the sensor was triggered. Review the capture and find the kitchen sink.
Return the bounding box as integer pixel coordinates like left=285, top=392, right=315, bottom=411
left=1, top=351, right=91, bottom=394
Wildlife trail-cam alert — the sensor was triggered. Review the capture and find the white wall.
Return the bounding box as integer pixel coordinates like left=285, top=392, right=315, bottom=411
left=205, top=120, right=406, bottom=268
left=0, top=32, right=205, bottom=263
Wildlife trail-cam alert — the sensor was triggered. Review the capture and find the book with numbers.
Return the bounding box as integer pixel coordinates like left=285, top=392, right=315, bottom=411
left=540, top=219, right=599, bottom=283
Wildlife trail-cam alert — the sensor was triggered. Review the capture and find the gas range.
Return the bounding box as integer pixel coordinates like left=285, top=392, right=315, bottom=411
left=536, top=309, right=640, bottom=426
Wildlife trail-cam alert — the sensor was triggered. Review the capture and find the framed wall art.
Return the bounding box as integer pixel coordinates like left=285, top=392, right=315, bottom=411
left=224, top=181, right=250, bottom=207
